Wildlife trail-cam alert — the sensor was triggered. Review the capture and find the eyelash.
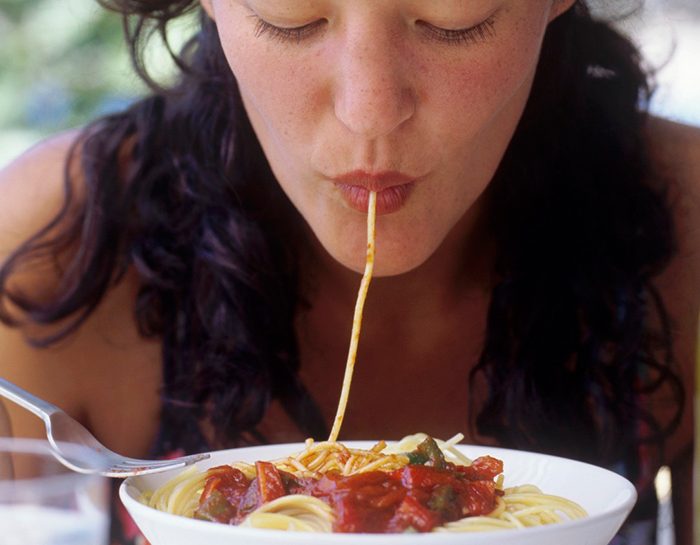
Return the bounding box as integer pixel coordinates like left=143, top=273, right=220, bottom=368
left=251, top=15, right=497, bottom=46
left=419, top=16, right=497, bottom=46
left=252, top=17, right=326, bottom=44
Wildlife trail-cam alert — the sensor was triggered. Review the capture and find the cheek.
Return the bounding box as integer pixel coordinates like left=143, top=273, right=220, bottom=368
left=437, top=55, right=538, bottom=138
left=222, top=42, right=327, bottom=212
left=221, top=37, right=321, bottom=142
left=427, top=15, right=548, bottom=138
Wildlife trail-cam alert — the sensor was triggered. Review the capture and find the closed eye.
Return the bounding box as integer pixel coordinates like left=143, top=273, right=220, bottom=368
left=417, top=15, right=497, bottom=46
left=251, top=16, right=327, bottom=44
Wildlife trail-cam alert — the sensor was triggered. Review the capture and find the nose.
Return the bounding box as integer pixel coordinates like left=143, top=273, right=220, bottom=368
left=333, top=27, right=416, bottom=139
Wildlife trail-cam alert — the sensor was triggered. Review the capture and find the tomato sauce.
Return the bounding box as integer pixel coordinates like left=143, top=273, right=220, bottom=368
left=194, top=454, right=504, bottom=533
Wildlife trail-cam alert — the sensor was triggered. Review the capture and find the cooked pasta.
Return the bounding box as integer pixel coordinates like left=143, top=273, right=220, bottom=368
left=328, top=189, right=377, bottom=442
left=141, top=433, right=587, bottom=533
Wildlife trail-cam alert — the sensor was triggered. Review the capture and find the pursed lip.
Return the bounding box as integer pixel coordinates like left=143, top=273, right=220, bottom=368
left=332, top=170, right=415, bottom=190
left=331, top=170, right=417, bottom=214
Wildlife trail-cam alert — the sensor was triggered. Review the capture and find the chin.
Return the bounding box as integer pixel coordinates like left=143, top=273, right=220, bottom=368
left=309, top=210, right=448, bottom=278
left=329, top=243, right=433, bottom=278
left=372, top=261, right=426, bottom=277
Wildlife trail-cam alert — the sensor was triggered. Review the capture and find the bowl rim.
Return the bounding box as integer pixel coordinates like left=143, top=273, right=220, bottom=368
left=120, top=441, right=638, bottom=541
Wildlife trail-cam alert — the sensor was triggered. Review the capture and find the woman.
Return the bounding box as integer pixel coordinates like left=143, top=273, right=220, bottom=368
left=0, top=1, right=696, bottom=543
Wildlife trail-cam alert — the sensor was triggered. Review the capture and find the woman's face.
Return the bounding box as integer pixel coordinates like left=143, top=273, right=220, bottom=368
left=201, top=0, right=574, bottom=275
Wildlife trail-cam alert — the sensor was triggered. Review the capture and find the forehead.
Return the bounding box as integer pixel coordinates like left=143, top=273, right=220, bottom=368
left=244, top=0, right=506, bottom=11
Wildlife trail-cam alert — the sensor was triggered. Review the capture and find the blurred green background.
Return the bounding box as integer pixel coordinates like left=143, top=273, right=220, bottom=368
left=0, top=0, right=144, bottom=163
left=0, top=0, right=196, bottom=167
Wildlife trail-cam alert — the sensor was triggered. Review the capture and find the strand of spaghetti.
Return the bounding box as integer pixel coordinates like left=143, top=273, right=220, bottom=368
left=328, top=190, right=377, bottom=442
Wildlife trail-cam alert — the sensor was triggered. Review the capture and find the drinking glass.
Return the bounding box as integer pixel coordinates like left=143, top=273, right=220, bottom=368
left=0, top=437, right=109, bottom=545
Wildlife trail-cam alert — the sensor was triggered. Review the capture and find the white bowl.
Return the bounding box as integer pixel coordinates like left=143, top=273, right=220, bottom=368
left=120, top=442, right=637, bottom=545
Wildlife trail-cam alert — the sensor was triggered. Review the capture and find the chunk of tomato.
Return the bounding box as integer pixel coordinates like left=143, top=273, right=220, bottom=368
left=457, top=456, right=503, bottom=481
left=460, top=480, right=498, bottom=516
left=399, top=465, right=455, bottom=490
left=255, top=461, right=286, bottom=503
left=387, top=494, right=441, bottom=533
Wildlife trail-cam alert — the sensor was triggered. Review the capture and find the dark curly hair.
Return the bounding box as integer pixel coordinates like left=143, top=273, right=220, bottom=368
left=0, top=0, right=684, bottom=475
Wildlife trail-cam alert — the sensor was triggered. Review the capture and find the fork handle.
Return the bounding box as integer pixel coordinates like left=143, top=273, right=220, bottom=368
left=0, top=378, right=58, bottom=423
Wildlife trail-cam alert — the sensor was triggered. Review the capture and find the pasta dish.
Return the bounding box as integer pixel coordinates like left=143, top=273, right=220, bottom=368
left=140, top=192, right=588, bottom=533
left=143, top=433, right=586, bottom=533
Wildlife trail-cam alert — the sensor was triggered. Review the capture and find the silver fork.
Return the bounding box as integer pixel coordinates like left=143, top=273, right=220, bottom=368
left=0, top=378, right=209, bottom=477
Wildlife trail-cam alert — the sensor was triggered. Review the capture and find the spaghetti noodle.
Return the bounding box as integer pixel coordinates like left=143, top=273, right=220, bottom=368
left=328, top=189, right=377, bottom=442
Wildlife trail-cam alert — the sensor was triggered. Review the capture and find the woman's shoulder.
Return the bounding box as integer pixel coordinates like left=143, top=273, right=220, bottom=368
left=647, top=116, right=700, bottom=196
left=0, top=129, right=84, bottom=267
left=646, top=116, right=698, bottom=473
left=646, top=115, right=700, bottom=326
left=647, top=117, right=700, bottom=258
left=0, top=128, right=83, bottom=191
left=0, top=129, right=163, bottom=454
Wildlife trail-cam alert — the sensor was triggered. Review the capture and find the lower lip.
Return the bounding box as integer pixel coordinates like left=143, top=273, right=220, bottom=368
left=335, top=183, right=415, bottom=214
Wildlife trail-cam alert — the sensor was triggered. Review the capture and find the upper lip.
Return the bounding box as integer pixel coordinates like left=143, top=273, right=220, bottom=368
left=331, top=170, right=416, bottom=191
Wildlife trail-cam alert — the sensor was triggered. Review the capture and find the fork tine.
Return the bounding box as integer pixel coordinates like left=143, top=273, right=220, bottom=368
left=106, top=452, right=210, bottom=477
left=104, top=467, right=177, bottom=478
left=179, top=453, right=210, bottom=463
left=108, top=462, right=187, bottom=477
left=120, top=454, right=209, bottom=467
left=118, top=459, right=178, bottom=467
